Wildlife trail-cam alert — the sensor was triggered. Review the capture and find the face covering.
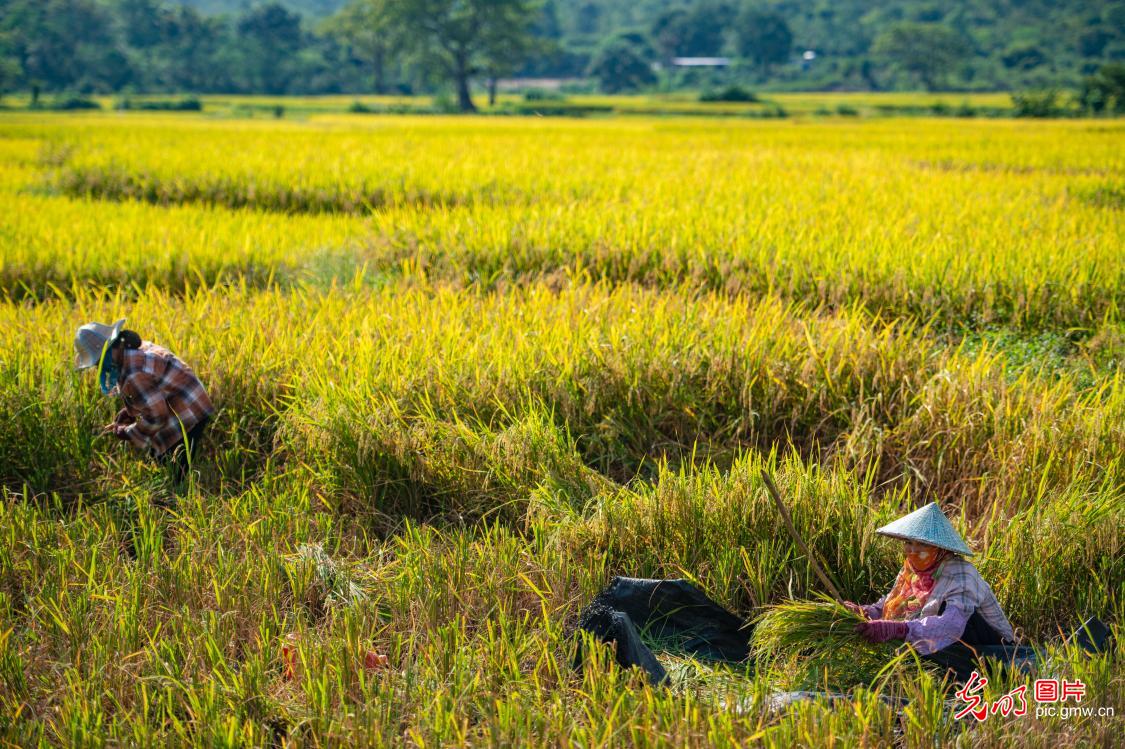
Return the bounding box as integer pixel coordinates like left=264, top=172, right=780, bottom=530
left=97, top=340, right=119, bottom=396
left=906, top=546, right=941, bottom=572
left=881, top=546, right=951, bottom=621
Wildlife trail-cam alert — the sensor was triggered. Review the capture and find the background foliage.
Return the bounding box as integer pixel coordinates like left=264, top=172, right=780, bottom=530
left=2, top=0, right=1124, bottom=101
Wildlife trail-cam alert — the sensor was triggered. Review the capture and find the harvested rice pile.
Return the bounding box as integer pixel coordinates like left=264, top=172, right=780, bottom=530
left=284, top=543, right=367, bottom=615
left=751, top=598, right=918, bottom=691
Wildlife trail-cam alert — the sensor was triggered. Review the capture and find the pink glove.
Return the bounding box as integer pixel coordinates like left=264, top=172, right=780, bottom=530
left=841, top=601, right=868, bottom=620
left=856, top=619, right=909, bottom=643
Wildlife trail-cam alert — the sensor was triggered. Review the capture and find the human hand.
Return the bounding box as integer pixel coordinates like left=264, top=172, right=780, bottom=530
left=841, top=601, right=868, bottom=619
left=855, top=619, right=909, bottom=643
left=99, top=423, right=130, bottom=440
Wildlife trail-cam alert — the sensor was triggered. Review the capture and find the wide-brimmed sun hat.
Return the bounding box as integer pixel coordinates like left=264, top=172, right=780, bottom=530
left=876, top=502, right=973, bottom=556
left=74, top=318, right=126, bottom=370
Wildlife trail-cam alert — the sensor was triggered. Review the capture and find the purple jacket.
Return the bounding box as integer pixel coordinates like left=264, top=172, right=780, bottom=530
left=862, top=557, right=1015, bottom=655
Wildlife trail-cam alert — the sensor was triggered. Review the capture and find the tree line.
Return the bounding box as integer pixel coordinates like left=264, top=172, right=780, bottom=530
left=1, top=0, right=1124, bottom=112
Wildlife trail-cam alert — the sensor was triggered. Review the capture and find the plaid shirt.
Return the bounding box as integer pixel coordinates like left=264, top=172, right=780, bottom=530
left=114, top=342, right=214, bottom=456
left=865, top=556, right=1016, bottom=654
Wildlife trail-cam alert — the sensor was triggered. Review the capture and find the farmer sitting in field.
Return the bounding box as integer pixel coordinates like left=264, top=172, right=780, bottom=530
left=75, top=318, right=214, bottom=482
left=842, top=502, right=1017, bottom=680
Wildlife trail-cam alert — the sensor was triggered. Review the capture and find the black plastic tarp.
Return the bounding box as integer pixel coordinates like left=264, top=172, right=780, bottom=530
left=573, top=577, right=751, bottom=685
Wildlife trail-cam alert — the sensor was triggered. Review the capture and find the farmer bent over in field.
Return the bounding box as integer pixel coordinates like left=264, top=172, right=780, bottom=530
left=842, top=502, right=1017, bottom=680
left=75, top=318, right=214, bottom=482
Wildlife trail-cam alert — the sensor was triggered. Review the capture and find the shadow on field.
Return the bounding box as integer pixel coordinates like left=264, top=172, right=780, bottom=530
left=48, top=165, right=514, bottom=216
left=280, top=409, right=614, bottom=531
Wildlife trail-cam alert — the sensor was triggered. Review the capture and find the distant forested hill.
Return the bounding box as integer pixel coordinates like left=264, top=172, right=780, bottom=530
left=168, top=0, right=1125, bottom=69
left=570, top=0, right=1120, bottom=58
left=177, top=0, right=1124, bottom=52
left=178, top=0, right=1123, bottom=85
left=2, top=0, right=1120, bottom=97
left=551, top=0, right=1124, bottom=88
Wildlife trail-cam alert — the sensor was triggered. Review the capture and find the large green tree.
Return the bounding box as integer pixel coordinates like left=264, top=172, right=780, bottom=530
left=385, top=0, right=539, bottom=111
left=161, top=5, right=234, bottom=92
left=0, top=56, right=19, bottom=102
left=320, top=0, right=398, bottom=93
left=236, top=2, right=304, bottom=94
left=872, top=22, right=970, bottom=91
left=586, top=35, right=654, bottom=93
left=480, top=11, right=536, bottom=105
left=651, top=4, right=732, bottom=63
left=736, top=8, right=792, bottom=75
left=1079, top=62, right=1125, bottom=113
left=1, top=0, right=132, bottom=97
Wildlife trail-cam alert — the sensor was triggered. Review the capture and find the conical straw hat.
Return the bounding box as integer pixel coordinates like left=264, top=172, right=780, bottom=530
left=876, top=502, right=973, bottom=556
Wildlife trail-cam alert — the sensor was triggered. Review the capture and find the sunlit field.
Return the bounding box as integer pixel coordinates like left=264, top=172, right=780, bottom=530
left=0, top=111, right=1122, bottom=746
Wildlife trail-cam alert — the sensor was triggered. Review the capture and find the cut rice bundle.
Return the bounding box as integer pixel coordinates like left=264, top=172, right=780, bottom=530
left=751, top=597, right=921, bottom=691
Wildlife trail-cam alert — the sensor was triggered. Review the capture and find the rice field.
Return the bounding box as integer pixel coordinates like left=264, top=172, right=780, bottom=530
left=0, top=110, right=1122, bottom=747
